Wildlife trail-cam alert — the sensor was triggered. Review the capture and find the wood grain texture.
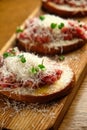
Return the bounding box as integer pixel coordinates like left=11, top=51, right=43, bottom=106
left=0, top=0, right=87, bottom=130
left=59, top=75, right=87, bottom=130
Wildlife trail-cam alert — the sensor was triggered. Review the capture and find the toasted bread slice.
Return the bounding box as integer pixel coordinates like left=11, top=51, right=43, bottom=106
left=0, top=48, right=74, bottom=103
left=42, top=0, right=87, bottom=17
left=16, top=14, right=87, bottom=55
left=17, top=38, right=85, bottom=55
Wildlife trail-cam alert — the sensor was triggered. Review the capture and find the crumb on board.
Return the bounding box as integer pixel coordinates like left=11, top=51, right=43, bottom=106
left=0, top=95, right=59, bottom=129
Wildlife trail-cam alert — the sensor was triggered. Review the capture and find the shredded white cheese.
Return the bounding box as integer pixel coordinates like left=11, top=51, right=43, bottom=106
left=38, top=14, right=68, bottom=27
left=0, top=52, right=61, bottom=82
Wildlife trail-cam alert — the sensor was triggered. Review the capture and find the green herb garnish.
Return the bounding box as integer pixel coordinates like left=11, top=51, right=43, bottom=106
left=31, top=66, right=39, bottom=74
left=38, top=64, right=45, bottom=71
left=18, top=55, right=26, bottom=63
left=39, top=15, right=45, bottom=21
left=38, top=59, right=45, bottom=71
left=58, top=55, right=65, bottom=61
left=3, top=51, right=15, bottom=58
left=16, top=27, right=23, bottom=33
left=3, top=52, right=10, bottom=58
left=30, top=60, right=46, bottom=74
left=58, top=22, right=64, bottom=29
left=51, top=23, right=57, bottom=29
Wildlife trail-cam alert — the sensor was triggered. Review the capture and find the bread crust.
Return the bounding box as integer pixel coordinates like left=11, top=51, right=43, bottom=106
left=17, top=39, right=86, bottom=55
left=42, top=1, right=87, bottom=17
left=0, top=75, right=75, bottom=103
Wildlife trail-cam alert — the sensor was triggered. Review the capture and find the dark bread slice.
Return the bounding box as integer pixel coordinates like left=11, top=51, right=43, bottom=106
left=0, top=64, right=75, bottom=103
left=17, top=38, right=86, bottom=55
left=42, top=0, right=87, bottom=17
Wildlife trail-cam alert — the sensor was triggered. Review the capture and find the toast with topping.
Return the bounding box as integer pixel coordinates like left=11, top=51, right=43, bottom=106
left=42, top=0, right=87, bottom=17
left=0, top=48, right=74, bottom=103
left=16, top=14, right=87, bottom=55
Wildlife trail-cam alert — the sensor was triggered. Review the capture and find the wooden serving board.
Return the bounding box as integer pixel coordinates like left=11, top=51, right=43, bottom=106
left=0, top=7, right=87, bottom=130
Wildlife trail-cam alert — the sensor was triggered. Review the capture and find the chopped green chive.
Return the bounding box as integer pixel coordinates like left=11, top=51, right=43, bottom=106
left=39, top=15, right=45, bottom=21
left=18, top=55, right=26, bottom=63
left=38, top=64, right=45, bottom=71
left=3, top=51, right=15, bottom=58
left=30, top=60, right=46, bottom=74
left=51, top=23, right=57, bottom=29
left=58, top=55, right=65, bottom=61
left=31, top=66, right=39, bottom=74
left=58, top=22, right=64, bottom=29
left=38, top=59, right=45, bottom=71
left=16, top=28, right=23, bottom=33
left=3, top=52, right=10, bottom=58
left=21, top=58, right=26, bottom=63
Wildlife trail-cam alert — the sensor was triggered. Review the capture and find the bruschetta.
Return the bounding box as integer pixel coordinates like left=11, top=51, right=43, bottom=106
left=42, top=0, right=87, bottom=17
left=16, top=14, right=87, bottom=55
left=0, top=48, right=74, bottom=103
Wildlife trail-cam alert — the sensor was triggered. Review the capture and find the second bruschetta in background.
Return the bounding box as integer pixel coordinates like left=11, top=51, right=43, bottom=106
left=16, top=14, right=87, bottom=55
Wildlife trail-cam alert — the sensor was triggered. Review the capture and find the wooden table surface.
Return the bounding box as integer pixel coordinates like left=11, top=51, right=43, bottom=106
left=0, top=0, right=87, bottom=130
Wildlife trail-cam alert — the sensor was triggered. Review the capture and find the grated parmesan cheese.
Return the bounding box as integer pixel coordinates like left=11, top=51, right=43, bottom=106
left=25, top=14, right=68, bottom=29
left=0, top=52, right=62, bottom=87
left=38, top=14, right=68, bottom=27
left=0, top=96, right=58, bottom=129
